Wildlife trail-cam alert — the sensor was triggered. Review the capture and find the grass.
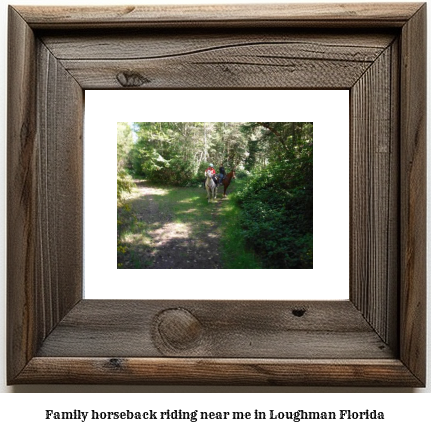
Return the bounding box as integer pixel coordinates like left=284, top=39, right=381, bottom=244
left=117, top=179, right=263, bottom=269
left=217, top=179, right=262, bottom=269
left=117, top=205, right=156, bottom=268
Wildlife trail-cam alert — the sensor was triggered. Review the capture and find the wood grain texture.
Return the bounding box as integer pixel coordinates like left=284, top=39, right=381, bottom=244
left=15, top=3, right=423, bottom=29
left=41, top=30, right=395, bottom=89
left=15, top=358, right=423, bottom=386
left=35, top=40, right=84, bottom=337
left=7, top=6, right=83, bottom=384
left=36, top=300, right=393, bottom=359
left=40, top=31, right=395, bottom=60
left=51, top=31, right=394, bottom=89
left=7, top=3, right=427, bottom=386
left=399, top=3, right=427, bottom=385
left=350, top=43, right=399, bottom=348
left=7, top=6, right=38, bottom=381
left=387, top=38, right=401, bottom=352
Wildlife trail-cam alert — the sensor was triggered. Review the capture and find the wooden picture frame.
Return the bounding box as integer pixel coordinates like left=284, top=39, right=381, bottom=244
left=7, top=3, right=426, bottom=386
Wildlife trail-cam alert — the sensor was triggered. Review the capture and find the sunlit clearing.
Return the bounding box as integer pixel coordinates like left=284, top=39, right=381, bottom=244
left=123, top=233, right=152, bottom=246
left=150, top=222, right=191, bottom=246
left=177, top=196, right=201, bottom=203
left=141, top=188, right=169, bottom=197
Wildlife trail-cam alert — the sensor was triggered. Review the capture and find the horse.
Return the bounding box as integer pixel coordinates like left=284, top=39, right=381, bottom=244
left=220, top=170, right=236, bottom=197
left=205, top=171, right=218, bottom=202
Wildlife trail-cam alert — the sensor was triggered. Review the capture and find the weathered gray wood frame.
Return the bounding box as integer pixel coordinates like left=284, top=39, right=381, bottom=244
left=7, top=3, right=426, bottom=386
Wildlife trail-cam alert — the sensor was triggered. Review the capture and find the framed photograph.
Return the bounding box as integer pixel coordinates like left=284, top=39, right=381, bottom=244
left=7, top=3, right=426, bottom=386
left=85, top=90, right=349, bottom=301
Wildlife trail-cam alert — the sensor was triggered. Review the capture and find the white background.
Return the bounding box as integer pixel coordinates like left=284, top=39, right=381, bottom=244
left=84, top=90, right=349, bottom=300
left=0, top=0, right=430, bottom=427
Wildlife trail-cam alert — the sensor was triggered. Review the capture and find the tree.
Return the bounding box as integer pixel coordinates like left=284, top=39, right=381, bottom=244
left=117, top=122, right=134, bottom=201
left=235, top=122, right=313, bottom=268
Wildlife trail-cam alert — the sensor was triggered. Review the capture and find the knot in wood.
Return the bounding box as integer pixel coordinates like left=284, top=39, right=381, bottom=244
left=116, top=71, right=150, bottom=87
left=292, top=308, right=306, bottom=317
left=155, top=308, right=203, bottom=351
left=108, top=358, right=123, bottom=369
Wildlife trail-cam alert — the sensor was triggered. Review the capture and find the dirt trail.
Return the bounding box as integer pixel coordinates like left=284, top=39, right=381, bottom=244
left=118, top=180, right=225, bottom=269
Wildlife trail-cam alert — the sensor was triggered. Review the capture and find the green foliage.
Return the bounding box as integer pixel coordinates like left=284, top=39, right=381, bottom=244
left=117, top=202, right=136, bottom=267
left=235, top=153, right=313, bottom=269
left=117, top=122, right=313, bottom=269
left=139, top=151, right=196, bottom=186
left=218, top=193, right=262, bottom=269
left=130, top=122, right=203, bottom=185
left=117, top=169, right=134, bottom=201
left=117, top=122, right=135, bottom=202
left=127, top=122, right=254, bottom=186
left=234, top=170, right=251, bottom=180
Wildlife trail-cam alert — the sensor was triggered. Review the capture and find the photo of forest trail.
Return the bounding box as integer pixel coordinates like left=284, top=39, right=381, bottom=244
left=117, top=122, right=313, bottom=269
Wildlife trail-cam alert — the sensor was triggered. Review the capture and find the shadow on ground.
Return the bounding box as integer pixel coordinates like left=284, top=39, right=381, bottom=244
left=118, top=180, right=233, bottom=269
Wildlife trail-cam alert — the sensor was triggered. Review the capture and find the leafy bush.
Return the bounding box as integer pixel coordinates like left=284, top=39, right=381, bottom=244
left=151, top=157, right=195, bottom=186
left=117, top=169, right=134, bottom=202
left=235, top=157, right=312, bottom=269
left=132, top=149, right=195, bottom=186
left=234, top=169, right=251, bottom=180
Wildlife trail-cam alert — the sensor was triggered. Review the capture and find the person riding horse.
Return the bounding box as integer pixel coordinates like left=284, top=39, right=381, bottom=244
left=205, top=163, right=218, bottom=185
left=204, top=163, right=218, bottom=202
left=219, top=164, right=226, bottom=183
left=204, top=163, right=235, bottom=198
left=205, top=163, right=216, bottom=177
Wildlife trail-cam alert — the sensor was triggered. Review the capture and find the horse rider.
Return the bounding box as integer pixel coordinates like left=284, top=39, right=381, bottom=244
left=205, top=163, right=216, bottom=179
left=219, top=164, right=226, bottom=183
left=204, top=163, right=217, bottom=186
